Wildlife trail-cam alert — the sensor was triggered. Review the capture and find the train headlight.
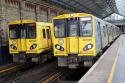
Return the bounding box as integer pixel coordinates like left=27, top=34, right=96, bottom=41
left=55, top=44, right=64, bottom=51
left=57, top=45, right=61, bottom=49
left=83, top=44, right=93, bottom=51
left=10, top=44, right=17, bottom=50
left=30, top=44, right=37, bottom=50
left=87, top=44, right=92, bottom=49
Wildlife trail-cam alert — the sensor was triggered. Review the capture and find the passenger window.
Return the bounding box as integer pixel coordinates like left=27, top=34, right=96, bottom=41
left=103, top=26, right=106, bottom=37
left=42, top=29, right=46, bottom=38
left=97, top=22, right=101, bottom=36
left=46, top=29, right=51, bottom=39
left=109, top=27, right=111, bottom=35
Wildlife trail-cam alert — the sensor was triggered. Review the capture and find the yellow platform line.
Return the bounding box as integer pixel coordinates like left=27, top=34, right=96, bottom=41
left=107, top=38, right=123, bottom=83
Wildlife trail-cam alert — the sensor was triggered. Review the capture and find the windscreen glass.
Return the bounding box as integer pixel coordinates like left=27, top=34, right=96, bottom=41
left=54, top=19, right=65, bottom=38
left=9, top=23, right=36, bottom=39
left=80, top=17, right=92, bottom=36
left=54, top=17, right=92, bottom=37
left=9, top=25, right=20, bottom=39
left=68, top=18, right=78, bottom=37
left=26, top=23, right=36, bottom=38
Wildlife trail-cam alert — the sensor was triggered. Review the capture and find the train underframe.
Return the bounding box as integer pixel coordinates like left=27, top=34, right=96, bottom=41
left=57, top=55, right=96, bottom=69
left=12, top=51, right=53, bottom=63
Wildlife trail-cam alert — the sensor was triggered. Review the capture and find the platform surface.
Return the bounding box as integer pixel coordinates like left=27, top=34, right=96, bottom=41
left=112, top=35, right=125, bottom=83
left=78, top=34, right=125, bottom=83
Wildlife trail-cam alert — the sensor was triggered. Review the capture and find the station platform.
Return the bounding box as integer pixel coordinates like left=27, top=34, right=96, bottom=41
left=78, top=34, right=125, bottom=83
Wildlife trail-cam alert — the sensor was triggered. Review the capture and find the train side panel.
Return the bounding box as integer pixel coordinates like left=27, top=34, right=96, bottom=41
left=37, top=23, right=53, bottom=53
left=94, top=19, right=102, bottom=54
left=100, top=22, right=108, bottom=48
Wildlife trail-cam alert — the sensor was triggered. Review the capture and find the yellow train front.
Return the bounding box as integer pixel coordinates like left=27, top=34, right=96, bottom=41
left=53, top=13, right=120, bottom=68
left=9, top=20, right=53, bottom=63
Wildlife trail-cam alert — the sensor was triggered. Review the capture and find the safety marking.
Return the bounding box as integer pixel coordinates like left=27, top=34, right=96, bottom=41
left=107, top=37, right=123, bottom=83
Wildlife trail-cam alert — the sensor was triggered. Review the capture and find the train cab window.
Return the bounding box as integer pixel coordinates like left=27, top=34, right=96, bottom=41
left=26, top=23, right=36, bottom=38
left=9, top=25, right=20, bottom=39
left=80, top=17, right=92, bottom=36
left=42, top=29, right=46, bottom=38
left=46, top=29, right=51, bottom=39
left=20, top=26, right=26, bottom=38
left=54, top=19, right=65, bottom=38
left=67, top=18, right=78, bottom=37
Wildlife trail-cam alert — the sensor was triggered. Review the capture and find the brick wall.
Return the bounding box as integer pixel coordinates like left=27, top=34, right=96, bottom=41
left=0, top=0, right=68, bottom=46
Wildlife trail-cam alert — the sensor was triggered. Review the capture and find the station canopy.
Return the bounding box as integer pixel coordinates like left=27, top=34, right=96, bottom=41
left=48, top=0, right=125, bottom=19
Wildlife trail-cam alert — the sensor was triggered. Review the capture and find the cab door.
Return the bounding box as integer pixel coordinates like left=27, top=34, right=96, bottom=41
left=68, top=37, right=78, bottom=53
left=67, top=18, right=79, bottom=53
left=20, top=25, right=27, bottom=52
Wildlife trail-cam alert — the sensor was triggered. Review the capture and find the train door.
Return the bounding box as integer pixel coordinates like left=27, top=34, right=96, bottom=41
left=67, top=18, right=79, bottom=53
left=20, top=25, right=27, bottom=52
left=46, top=26, right=52, bottom=48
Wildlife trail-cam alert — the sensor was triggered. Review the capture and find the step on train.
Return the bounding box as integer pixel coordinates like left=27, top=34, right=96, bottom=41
left=52, top=13, right=121, bottom=68
left=8, top=20, right=53, bottom=63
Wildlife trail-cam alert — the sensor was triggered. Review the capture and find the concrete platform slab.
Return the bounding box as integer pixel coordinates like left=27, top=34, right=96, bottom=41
left=78, top=35, right=124, bottom=83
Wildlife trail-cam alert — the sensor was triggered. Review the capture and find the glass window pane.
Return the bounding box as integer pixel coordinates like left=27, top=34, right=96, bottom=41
left=20, top=26, right=26, bottom=38
left=68, top=18, right=78, bottom=37
left=103, top=26, right=106, bottom=37
left=46, top=29, right=51, bottom=39
left=26, top=23, right=36, bottom=38
left=54, top=19, right=65, bottom=38
left=9, top=25, right=19, bottom=39
left=80, top=17, right=92, bottom=36
left=42, top=29, right=46, bottom=38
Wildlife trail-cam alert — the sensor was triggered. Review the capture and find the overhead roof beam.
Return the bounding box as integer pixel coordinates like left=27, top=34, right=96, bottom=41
left=73, top=0, right=102, bottom=17
left=48, top=0, right=123, bottom=18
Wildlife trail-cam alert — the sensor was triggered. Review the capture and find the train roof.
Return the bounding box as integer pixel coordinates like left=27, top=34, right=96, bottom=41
left=53, top=13, right=118, bottom=28
left=9, top=20, right=36, bottom=24
left=94, top=16, right=117, bottom=27
left=9, top=20, right=52, bottom=25
left=53, top=13, right=93, bottom=19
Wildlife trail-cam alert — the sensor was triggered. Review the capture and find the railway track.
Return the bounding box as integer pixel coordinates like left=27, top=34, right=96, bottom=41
left=0, top=63, right=23, bottom=77
left=0, top=61, right=59, bottom=83
left=38, top=69, right=65, bottom=83
left=0, top=59, right=87, bottom=83
left=0, top=61, right=90, bottom=83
